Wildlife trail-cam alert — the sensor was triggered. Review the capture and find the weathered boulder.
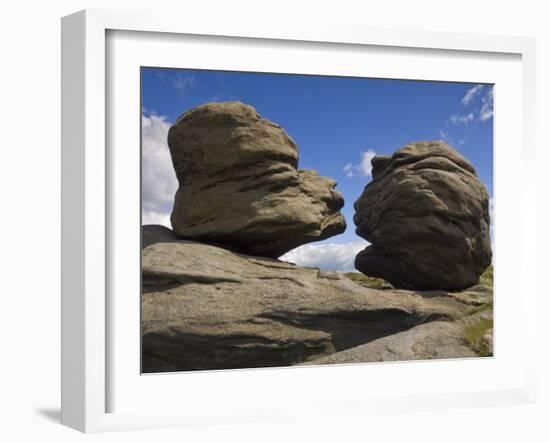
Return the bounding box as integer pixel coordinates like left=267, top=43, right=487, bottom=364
left=353, top=141, right=492, bottom=291
left=167, top=101, right=346, bottom=258
left=141, top=226, right=491, bottom=373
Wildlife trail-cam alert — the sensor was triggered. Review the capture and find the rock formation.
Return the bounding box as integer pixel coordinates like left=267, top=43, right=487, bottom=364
left=167, top=101, right=346, bottom=258
left=141, top=225, right=492, bottom=373
left=353, top=141, right=492, bottom=291
left=303, top=310, right=493, bottom=365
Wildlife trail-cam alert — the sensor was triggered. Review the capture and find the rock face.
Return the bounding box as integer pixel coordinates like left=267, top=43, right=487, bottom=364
left=353, top=141, right=492, bottom=291
left=167, top=102, right=346, bottom=258
left=304, top=311, right=493, bottom=365
left=141, top=225, right=492, bottom=373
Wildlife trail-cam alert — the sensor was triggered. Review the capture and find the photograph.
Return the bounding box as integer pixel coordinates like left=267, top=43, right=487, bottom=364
left=140, top=67, right=494, bottom=373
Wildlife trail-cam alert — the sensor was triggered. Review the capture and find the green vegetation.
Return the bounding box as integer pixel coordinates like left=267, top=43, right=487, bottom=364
left=345, top=265, right=493, bottom=290
left=463, top=318, right=493, bottom=357
left=343, top=272, right=391, bottom=289
left=479, top=265, right=493, bottom=287
left=464, top=265, right=494, bottom=316
left=467, top=301, right=493, bottom=316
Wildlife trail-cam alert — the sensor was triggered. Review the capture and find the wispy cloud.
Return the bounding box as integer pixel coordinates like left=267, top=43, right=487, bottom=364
left=141, top=112, right=177, bottom=227
left=447, top=112, right=474, bottom=126
left=461, top=84, right=484, bottom=106
left=280, top=241, right=369, bottom=272
left=440, top=84, right=493, bottom=147
left=439, top=130, right=466, bottom=147
left=459, top=84, right=493, bottom=122
left=343, top=149, right=377, bottom=178
left=171, top=73, right=195, bottom=98
left=480, top=88, right=494, bottom=122
left=439, top=130, right=454, bottom=145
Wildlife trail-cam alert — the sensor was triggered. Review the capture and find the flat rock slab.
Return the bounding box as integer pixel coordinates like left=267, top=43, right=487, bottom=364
left=141, top=227, right=492, bottom=373
left=303, top=311, right=493, bottom=365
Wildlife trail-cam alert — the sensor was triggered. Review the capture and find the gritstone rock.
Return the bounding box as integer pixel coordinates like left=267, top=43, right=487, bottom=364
left=141, top=225, right=492, bottom=372
left=167, top=101, right=346, bottom=258
left=353, top=141, right=492, bottom=290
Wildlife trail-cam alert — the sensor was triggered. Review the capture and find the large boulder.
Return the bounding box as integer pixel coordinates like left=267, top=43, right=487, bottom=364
left=167, top=101, right=346, bottom=258
left=141, top=226, right=491, bottom=373
left=353, top=141, right=492, bottom=291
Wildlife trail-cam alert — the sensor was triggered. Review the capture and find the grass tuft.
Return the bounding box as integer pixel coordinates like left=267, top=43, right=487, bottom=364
left=343, top=272, right=391, bottom=289
left=467, top=299, right=493, bottom=316
left=463, top=318, right=493, bottom=357
left=479, top=265, right=493, bottom=288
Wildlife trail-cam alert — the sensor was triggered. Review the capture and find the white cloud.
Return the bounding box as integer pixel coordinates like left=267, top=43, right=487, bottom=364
left=479, top=88, right=494, bottom=122
left=142, top=210, right=172, bottom=228
left=439, top=84, right=493, bottom=151
left=343, top=149, right=377, bottom=178
left=141, top=113, right=178, bottom=226
left=343, top=163, right=355, bottom=177
left=280, top=241, right=368, bottom=272
left=461, top=84, right=484, bottom=106
left=448, top=112, right=474, bottom=125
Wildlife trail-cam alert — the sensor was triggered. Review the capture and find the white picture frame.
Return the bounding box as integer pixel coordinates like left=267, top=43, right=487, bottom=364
left=61, top=9, right=538, bottom=433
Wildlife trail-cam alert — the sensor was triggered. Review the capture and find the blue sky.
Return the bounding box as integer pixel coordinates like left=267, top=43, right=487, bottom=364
left=141, top=67, right=493, bottom=271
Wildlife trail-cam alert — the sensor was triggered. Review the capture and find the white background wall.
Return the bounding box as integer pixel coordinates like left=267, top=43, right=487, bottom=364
left=0, top=1, right=547, bottom=441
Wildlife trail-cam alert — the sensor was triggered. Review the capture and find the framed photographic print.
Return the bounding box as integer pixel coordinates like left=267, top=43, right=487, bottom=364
left=61, top=9, right=537, bottom=433
left=140, top=69, right=495, bottom=374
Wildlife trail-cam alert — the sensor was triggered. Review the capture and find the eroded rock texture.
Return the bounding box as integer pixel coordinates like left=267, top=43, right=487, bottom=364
left=167, top=102, right=346, bottom=258
left=141, top=225, right=490, bottom=373
left=304, top=310, right=493, bottom=365
left=353, top=141, right=492, bottom=291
